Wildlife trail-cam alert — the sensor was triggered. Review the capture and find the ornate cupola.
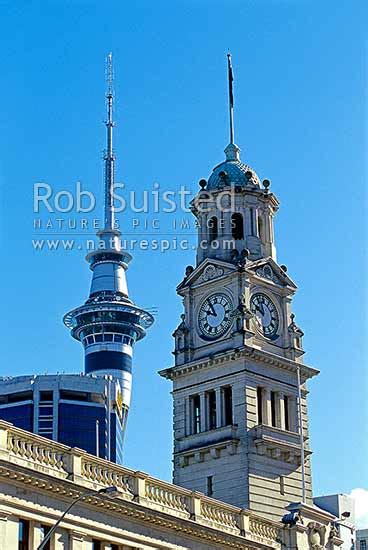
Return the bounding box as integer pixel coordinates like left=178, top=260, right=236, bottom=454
left=192, top=56, right=279, bottom=266
left=64, top=54, right=154, bottom=440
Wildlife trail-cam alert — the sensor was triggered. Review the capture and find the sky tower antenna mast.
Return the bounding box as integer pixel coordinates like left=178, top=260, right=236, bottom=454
left=104, top=52, right=115, bottom=231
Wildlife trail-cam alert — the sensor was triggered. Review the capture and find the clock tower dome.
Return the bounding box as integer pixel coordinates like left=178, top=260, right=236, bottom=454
left=159, top=56, right=318, bottom=521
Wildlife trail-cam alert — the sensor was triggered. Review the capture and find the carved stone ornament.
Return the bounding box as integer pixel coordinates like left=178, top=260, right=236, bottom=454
left=307, top=522, right=327, bottom=550
left=237, top=294, right=253, bottom=318
left=256, top=264, right=278, bottom=283
left=288, top=313, right=304, bottom=336
left=173, top=313, right=189, bottom=336
left=328, top=522, right=339, bottom=540
left=197, top=264, right=224, bottom=283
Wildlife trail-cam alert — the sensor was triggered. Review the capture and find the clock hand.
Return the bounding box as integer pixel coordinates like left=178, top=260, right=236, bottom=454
left=255, top=303, right=264, bottom=316
left=208, top=302, right=217, bottom=317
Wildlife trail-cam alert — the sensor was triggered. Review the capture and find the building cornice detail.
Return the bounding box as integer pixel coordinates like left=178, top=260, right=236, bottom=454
left=159, top=345, right=319, bottom=382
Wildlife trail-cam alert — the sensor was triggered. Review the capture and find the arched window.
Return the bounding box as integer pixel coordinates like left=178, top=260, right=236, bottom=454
left=208, top=216, right=218, bottom=243
left=231, top=213, right=244, bottom=240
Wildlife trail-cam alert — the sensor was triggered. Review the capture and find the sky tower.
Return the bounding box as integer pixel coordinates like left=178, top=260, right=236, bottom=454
left=64, top=53, right=154, bottom=443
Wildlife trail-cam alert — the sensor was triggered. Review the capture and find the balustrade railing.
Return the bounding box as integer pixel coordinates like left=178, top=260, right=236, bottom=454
left=0, top=421, right=280, bottom=545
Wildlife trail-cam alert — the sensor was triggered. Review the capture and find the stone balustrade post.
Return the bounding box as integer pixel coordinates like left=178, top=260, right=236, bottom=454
left=239, top=510, right=250, bottom=535
left=63, top=447, right=87, bottom=482
left=0, top=421, right=12, bottom=460
left=188, top=491, right=202, bottom=520
left=132, top=471, right=149, bottom=503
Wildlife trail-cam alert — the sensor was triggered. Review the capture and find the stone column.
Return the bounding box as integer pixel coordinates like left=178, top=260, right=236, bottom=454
left=245, top=207, right=252, bottom=236
left=199, top=213, right=207, bottom=246
left=69, top=531, right=85, bottom=550
left=54, top=529, right=71, bottom=549
left=277, top=392, right=285, bottom=430
left=253, top=209, right=259, bottom=237
left=223, top=211, right=232, bottom=241
left=263, top=388, right=271, bottom=426
left=200, top=392, right=206, bottom=432
left=32, top=523, right=43, bottom=549
left=184, top=396, right=190, bottom=436
left=0, top=511, right=10, bottom=550
left=215, top=388, right=222, bottom=428
left=289, top=396, right=298, bottom=432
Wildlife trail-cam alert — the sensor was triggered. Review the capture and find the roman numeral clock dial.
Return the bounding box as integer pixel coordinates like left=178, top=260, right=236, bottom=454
left=198, top=293, right=233, bottom=340
left=250, top=292, right=279, bottom=339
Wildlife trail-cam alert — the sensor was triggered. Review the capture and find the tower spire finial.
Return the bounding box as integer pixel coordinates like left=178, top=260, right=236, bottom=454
left=224, top=53, right=240, bottom=161
left=104, top=52, right=115, bottom=231
left=227, top=53, right=235, bottom=145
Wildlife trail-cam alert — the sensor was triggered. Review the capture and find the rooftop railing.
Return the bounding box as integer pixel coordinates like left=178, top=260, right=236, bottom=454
left=0, top=420, right=280, bottom=546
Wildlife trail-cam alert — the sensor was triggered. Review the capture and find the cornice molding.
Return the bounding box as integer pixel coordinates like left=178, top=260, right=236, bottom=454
left=159, top=345, right=319, bottom=382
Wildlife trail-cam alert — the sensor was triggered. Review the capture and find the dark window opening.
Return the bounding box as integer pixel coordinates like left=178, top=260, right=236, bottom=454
left=0, top=391, right=33, bottom=405
left=207, top=391, right=216, bottom=430
left=39, top=391, right=53, bottom=402
left=284, top=396, right=290, bottom=431
left=192, top=395, right=201, bottom=434
left=231, top=213, right=244, bottom=240
left=207, top=475, right=213, bottom=497
left=280, top=476, right=285, bottom=496
left=257, top=387, right=263, bottom=424
left=59, top=390, right=90, bottom=402
left=223, top=386, right=233, bottom=425
left=92, top=540, right=101, bottom=550
left=40, top=525, right=51, bottom=550
left=208, top=216, right=218, bottom=242
left=271, top=391, right=277, bottom=427
left=18, top=519, right=29, bottom=550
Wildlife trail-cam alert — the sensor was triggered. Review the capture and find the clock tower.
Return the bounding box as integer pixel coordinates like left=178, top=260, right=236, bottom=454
left=159, top=56, right=319, bottom=521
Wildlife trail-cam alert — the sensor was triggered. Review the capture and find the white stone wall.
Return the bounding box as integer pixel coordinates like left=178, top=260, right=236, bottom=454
left=172, top=353, right=313, bottom=522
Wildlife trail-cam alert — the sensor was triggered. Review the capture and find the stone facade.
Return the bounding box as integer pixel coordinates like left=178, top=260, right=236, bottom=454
left=160, top=142, right=319, bottom=522
left=0, top=421, right=343, bottom=549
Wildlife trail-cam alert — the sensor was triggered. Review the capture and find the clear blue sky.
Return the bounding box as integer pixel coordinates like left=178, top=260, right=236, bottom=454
left=0, top=0, right=366, bottom=502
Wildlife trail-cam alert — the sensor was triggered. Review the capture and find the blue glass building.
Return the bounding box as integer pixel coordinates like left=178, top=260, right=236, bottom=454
left=0, top=374, right=124, bottom=463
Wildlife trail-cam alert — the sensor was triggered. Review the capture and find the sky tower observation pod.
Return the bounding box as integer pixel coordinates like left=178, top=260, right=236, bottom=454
left=63, top=239, right=154, bottom=443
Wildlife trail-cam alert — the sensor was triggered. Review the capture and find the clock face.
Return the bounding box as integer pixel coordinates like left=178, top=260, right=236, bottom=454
left=198, top=293, right=233, bottom=340
left=250, top=292, right=279, bottom=339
